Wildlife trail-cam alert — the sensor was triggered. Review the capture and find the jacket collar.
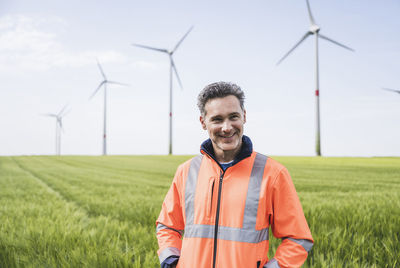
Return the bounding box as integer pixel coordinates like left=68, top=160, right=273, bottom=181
left=200, top=135, right=253, bottom=167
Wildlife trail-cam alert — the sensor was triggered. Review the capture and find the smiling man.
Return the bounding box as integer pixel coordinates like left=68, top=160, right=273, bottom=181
left=200, top=94, right=245, bottom=164
left=156, top=82, right=313, bottom=268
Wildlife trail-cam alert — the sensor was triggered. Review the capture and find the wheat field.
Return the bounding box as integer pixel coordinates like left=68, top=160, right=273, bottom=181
left=0, top=155, right=399, bottom=267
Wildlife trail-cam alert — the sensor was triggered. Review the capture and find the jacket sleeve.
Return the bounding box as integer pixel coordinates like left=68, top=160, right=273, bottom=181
left=265, top=167, right=314, bottom=268
left=156, top=165, right=186, bottom=265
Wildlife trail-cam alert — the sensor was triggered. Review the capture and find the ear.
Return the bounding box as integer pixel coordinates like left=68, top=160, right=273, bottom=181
left=243, top=109, right=247, bottom=124
left=199, top=115, right=207, bottom=130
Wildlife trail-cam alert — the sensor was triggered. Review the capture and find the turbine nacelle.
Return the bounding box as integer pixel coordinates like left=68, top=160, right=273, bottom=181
left=309, top=24, right=320, bottom=34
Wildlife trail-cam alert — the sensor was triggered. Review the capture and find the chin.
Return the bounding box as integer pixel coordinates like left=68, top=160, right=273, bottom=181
left=218, top=142, right=240, bottom=152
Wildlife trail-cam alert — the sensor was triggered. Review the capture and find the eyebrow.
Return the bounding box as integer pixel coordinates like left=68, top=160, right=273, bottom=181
left=210, top=115, right=222, bottom=120
left=209, top=112, right=240, bottom=120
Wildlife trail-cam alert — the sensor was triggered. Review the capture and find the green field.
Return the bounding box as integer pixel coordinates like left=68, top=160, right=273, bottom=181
left=0, top=155, right=399, bottom=267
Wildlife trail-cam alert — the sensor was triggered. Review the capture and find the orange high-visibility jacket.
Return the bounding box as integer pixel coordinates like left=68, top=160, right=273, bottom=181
left=157, top=142, right=313, bottom=268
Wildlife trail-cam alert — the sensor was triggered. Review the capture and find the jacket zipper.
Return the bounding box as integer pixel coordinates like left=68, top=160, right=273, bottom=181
left=212, top=170, right=225, bottom=268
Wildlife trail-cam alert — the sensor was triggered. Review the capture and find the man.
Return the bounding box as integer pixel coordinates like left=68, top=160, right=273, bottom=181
left=156, top=82, right=313, bottom=268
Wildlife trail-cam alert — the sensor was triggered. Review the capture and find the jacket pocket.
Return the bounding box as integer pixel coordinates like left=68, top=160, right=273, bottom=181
left=207, top=178, right=215, bottom=218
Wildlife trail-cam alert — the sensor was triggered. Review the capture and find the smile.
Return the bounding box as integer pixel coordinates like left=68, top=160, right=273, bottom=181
left=219, top=134, right=236, bottom=138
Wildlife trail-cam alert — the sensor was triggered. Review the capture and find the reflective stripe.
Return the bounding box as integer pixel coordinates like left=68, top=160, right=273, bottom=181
left=264, top=258, right=280, bottom=268
left=158, top=246, right=181, bottom=264
left=184, top=153, right=269, bottom=243
left=156, top=223, right=183, bottom=236
left=243, top=153, right=268, bottom=230
left=184, top=224, right=268, bottom=243
left=185, top=155, right=203, bottom=225
left=287, top=238, right=314, bottom=252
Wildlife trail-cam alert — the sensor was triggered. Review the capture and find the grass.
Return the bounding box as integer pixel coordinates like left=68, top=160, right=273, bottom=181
left=0, top=155, right=399, bottom=267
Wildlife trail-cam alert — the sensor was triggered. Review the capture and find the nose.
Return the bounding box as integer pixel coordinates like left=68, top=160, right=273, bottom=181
left=221, top=120, right=232, bottom=133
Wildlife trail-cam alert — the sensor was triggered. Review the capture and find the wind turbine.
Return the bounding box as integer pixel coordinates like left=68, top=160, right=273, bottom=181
left=132, top=26, right=194, bottom=155
left=382, top=88, right=400, bottom=95
left=43, top=104, right=69, bottom=155
left=90, top=59, right=128, bottom=155
left=277, top=0, right=354, bottom=156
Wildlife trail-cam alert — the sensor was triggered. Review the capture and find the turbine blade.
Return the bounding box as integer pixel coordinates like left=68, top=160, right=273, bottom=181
left=171, top=58, right=183, bottom=90
left=319, top=34, right=355, bottom=52
left=382, top=87, right=400, bottom=94
left=96, top=59, right=107, bottom=80
left=60, top=108, right=71, bottom=118
left=57, top=118, right=66, bottom=133
left=277, top=32, right=312, bottom=65
left=173, top=25, right=194, bottom=53
left=132, top=43, right=169, bottom=53
left=107, top=81, right=130, bottom=87
left=305, top=0, right=316, bottom=25
left=89, top=81, right=105, bottom=100
left=42, top=113, right=57, bottom=117
left=58, top=104, right=69, bottom=117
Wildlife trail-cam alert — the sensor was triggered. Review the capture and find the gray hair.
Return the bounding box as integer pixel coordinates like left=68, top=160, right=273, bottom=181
left=197, top=81, right=245, bottom=116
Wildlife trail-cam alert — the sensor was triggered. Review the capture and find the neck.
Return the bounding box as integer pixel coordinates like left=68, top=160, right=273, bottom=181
left=213, top=143, right=242, bottom=163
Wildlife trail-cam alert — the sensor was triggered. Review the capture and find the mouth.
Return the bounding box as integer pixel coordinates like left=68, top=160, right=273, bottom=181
left=219, top=133, right=236, bottom=139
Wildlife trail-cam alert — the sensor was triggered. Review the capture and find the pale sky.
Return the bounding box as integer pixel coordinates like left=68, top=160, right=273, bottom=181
left=1, top=0, right=399, bottom=156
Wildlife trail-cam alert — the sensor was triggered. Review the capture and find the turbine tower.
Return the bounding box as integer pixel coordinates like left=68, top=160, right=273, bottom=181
left=43, top=104, right=69, bottom=155
left=382, top=88, right=400, bottom=95
left=277, top=0, right=354, bottom=156
left=90, top=59, right=128, bottom=155
left=133, top=26, right=193, bottom=155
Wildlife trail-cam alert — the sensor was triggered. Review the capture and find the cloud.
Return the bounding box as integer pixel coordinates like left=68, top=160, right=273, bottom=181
left=0, top=15, right=126, bottom=72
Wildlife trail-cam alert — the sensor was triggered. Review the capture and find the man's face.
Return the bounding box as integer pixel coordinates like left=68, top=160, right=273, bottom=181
left=200, top=95, right=246, bottom=156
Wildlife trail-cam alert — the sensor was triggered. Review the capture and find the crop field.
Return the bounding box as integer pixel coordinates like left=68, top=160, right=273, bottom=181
left=0, top=155, right=399, bottom=267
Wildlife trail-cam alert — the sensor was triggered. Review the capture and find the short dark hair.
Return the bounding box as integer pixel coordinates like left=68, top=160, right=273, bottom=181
left=197, top=81, right=245, bottom=116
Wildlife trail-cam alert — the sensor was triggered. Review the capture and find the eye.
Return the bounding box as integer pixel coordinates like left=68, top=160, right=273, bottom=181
left=230, top=115, right=239, bottom=120
left=212, top=118, right=222, bottom=122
